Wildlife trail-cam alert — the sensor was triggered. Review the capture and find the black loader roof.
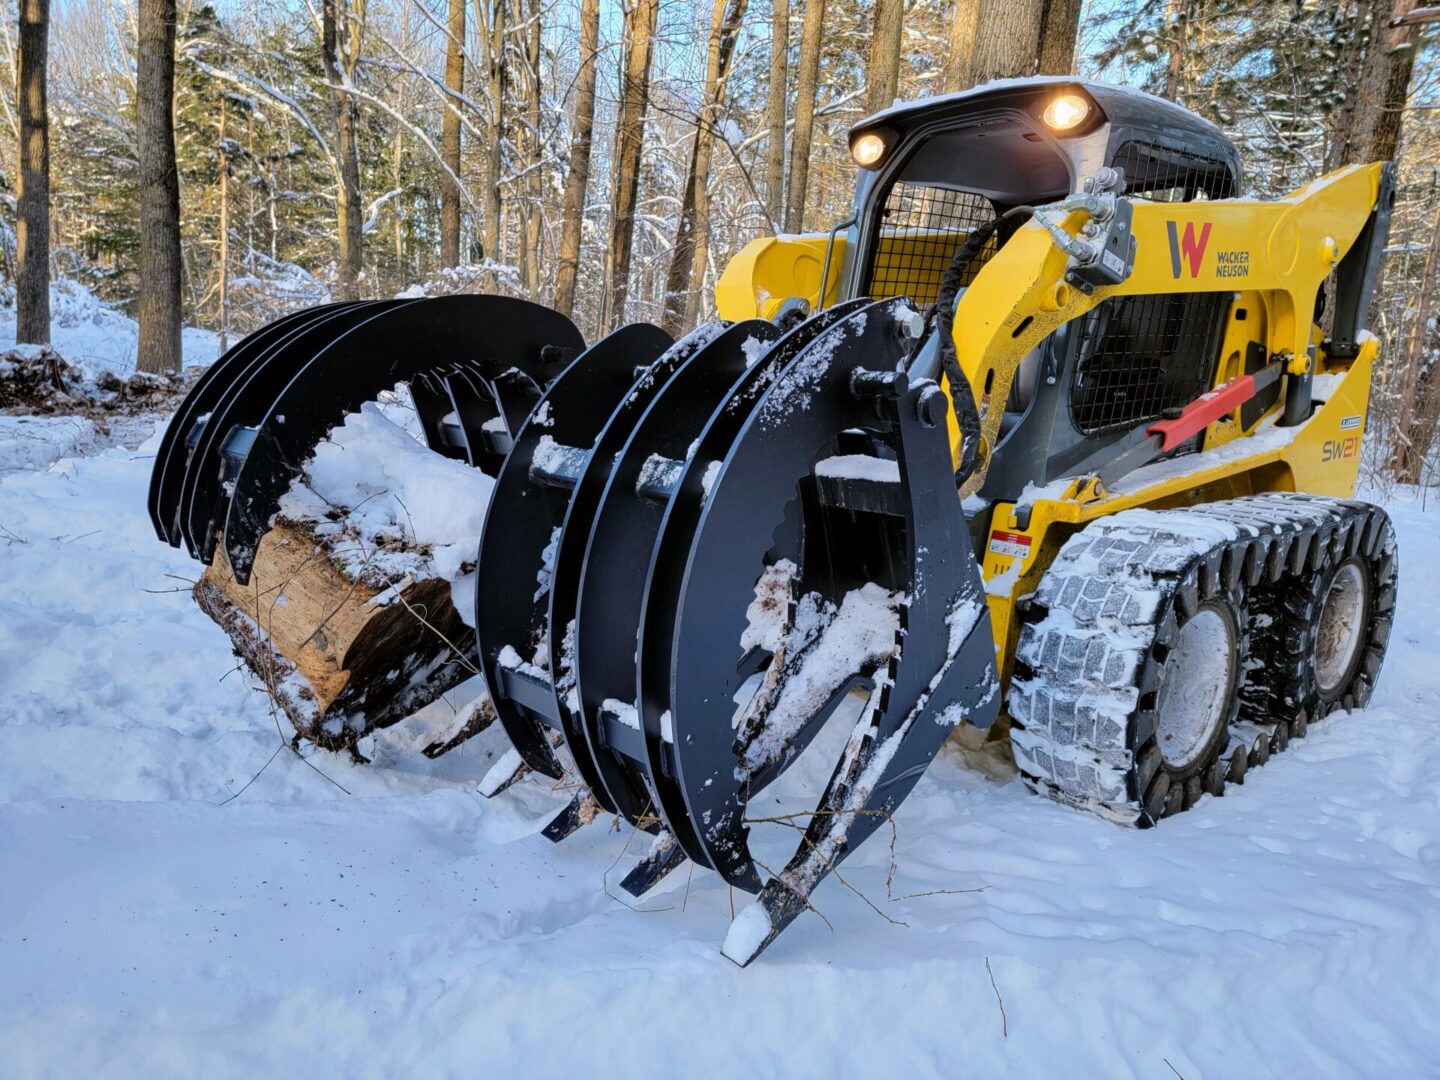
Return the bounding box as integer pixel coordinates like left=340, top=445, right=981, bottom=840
left=852, top=76, right=1240, bottom=187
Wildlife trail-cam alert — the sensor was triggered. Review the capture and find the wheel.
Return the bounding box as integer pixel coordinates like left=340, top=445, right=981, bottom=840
left=1242, top=502, right=1397, bottom=728
left=1153, top=599, right=1241, bottom=781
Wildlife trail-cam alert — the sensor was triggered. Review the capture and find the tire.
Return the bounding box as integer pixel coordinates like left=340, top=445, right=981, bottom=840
left=1241, top=502, right=1397, bottom=729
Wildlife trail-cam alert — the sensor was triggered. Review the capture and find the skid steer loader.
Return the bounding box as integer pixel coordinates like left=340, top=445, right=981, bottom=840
left=150, top=78, right=1399, bottom=965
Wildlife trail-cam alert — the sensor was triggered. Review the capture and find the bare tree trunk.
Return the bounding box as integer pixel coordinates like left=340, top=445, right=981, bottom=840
left=602, top=0, right=657, bottom=331
left=392, top=130, right=405, bottom=268
left=866, top=0, right=903, bottom=114
left=970, top=0, right=1042, bottom=83
left=662, top=0, right=747, bottom=335
left=763, top=0, right=788, bottom=231
left=16, top=0, right=49, bottom=346
left=440, top=0, right=464, bottom=268
left=476, top=0, right=506, bottom=263
left=784, top=0, right=824, bottom=233
left=1160, top=0, right=1192, bottom=103
left=1036, top=0, right=1083, bottom=75
left=1361, top=1, right=1418, bottom=323
left=218, top=94, right=230, bottom=353
left=1354, top=0, right=1418, bottom=164
left=554, top=0, right=599, bottom=319
left=943, top=0, right=979, bottom=92
left=322, top=0, right=364, bottom=299
left=1391, top=207, right=1440, bottom=481
left=1328, top=0, right=1417, bottom=327
left=523, top=0, right=542, bottom=296
left=137, top=0, right=182, bottom=374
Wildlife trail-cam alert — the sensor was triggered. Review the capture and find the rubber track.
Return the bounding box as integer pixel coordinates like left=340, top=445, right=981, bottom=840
left=1008, top=493, right=1396, bottom=825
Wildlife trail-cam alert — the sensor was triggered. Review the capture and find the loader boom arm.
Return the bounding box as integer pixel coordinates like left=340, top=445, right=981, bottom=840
left=947, top=162, right=1390, bottom=491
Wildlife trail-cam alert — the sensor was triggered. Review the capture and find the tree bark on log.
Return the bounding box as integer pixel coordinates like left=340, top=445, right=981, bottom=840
left=16, top=0, right=50, bottom=347
left=476, top=0, right=506, bottom=264
left=1330, top=0, right=1419, bottom=168
left=1036, top=0, right=1083, bottom=75
left=136, top=0, right=183, bottom=375
left=661, top=0, right=747, bottom=335
left=522, top=0, right=543, bottom=297
left=1391, top=207, right=1440, bottom=481
left=197, top=519, right=477, bottom=755
left=944, top=0, right=979, bottom=92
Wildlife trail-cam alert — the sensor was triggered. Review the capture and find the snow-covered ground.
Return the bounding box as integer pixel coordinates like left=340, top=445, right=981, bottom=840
left=0, top=280, right=220, bottom=381
left=2, top=382, right=1438, bottom=1071
left=0, top=283, right=221, bottom=477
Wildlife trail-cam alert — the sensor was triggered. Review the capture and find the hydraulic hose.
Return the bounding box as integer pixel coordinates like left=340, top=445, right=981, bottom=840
left=933, top=205, right=1032, bottom=486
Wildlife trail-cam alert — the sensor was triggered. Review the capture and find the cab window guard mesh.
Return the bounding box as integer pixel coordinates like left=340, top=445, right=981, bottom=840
left=1066, top=140, right=1235, bottom=435
left=1069, top=291, right=1231, bottom=435
left=865, top=184, right=997, bottom=307
left=1112, top=140, right=1236, bottom=203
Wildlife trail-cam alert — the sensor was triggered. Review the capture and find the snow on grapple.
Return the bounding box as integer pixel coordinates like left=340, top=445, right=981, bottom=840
left=149, top=78, right=1400, bottom=964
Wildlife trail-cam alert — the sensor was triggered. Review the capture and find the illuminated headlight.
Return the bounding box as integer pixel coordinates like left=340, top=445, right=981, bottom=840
left=1041, top=93, right=1091, bottom=132
left=851, top=132, right=887, bottom=168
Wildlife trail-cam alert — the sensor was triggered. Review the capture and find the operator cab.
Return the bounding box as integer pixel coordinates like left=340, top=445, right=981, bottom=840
left=839, top=79, right=1240, bottom=501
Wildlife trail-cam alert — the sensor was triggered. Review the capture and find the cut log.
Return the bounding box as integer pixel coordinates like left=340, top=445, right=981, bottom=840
left=197, top=517, right=479, bottom=756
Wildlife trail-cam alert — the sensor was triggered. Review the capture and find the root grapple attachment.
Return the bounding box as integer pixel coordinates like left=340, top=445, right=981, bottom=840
left=148, top=295, right=583, bottom=581
left=150, top=291, right=1001, bottom=963
left=474, top=297, right=1001, bottom=964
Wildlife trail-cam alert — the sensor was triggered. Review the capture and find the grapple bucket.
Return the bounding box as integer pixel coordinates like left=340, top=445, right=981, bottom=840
left=149, top=294, right=583, bottom=581
left=474, top=298, right=1001, bottom=964
left=150, top=291, right=1000, bottom=963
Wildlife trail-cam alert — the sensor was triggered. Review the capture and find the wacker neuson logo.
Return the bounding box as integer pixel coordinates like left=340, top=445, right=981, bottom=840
left=1167, top=220, right=1211, bottom=278
left=1167, top=219, right=1249, bottom=279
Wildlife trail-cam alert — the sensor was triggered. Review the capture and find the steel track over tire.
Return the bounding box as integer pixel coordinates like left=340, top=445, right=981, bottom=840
left=1240, top=501, right=1397, bottom=727
left=1008, top=494, right=1393, bottom=825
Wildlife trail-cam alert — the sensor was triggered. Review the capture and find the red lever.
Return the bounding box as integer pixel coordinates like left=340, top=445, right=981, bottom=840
left=1147, top=374, right=1257, bottom=453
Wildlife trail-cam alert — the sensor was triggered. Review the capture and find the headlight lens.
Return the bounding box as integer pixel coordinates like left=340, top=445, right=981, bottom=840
left=1041, top=93, right=1091, bottom=132
left=851, top=132, right=887, bottom=168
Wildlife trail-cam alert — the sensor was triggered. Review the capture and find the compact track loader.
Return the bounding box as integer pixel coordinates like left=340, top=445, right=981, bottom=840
left=151, top=78, right=1399, bottom=964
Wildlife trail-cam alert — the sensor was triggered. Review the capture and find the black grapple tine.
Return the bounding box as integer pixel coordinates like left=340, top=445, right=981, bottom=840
left=409, top=367, right=470, bottom=462
left=474, top=323, right=674, bottom=784
left=491, top=368, right=545, bottom=440
left=148, top=301, right=360, bottom=545
left=180, top=301, right=401, bottom=561
left=568, top=320, right=780, bottom=826
left=632, top=299, right=1000, bottom=964
left=635, top=299, right=874, bottom=864
left=619, top=830, right=687, bottom=898
left=443, top=366, right=511, bottom=472
left=543, top=322, right=729, bottom=818
left=541, top=791, right=596, bottom=843
left=220, top=296, right=586, bottom=582
left=719, top=325, right=1000, bottom=964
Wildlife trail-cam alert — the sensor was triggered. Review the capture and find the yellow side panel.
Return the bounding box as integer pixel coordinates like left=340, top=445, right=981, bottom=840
left=714, top=234, right=848, bottom=322
left=946, top=163, right=1386, bottom=488
left=981, top=337, right=1377, bottom=689
left=1282, top=345, right=1374, bottom=496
